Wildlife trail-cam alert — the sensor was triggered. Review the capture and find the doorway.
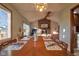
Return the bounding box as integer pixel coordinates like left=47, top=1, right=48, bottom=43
left=70, top=4, right=79, bottom=54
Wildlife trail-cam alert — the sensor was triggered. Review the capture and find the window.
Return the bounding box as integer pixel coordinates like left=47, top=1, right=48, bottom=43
left=23, top=23, right=30, bottom=36
left=0, top=7, right=11, bottom=40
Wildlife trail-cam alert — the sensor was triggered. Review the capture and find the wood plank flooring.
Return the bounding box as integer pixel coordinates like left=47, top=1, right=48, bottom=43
left=12, top=36, right=68, bottom=56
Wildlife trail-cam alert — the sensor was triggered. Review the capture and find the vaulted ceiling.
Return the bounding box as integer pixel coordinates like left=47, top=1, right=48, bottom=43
left=11, top=3, right=75, bottom=23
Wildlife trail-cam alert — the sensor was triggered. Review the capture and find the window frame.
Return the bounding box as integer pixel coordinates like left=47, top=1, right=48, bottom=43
left=23, top=23, right=30, bottom=36
left=0, top=4, right=12, bottom=40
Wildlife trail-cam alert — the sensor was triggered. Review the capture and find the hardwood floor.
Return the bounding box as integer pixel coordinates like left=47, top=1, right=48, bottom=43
left=12, top=36, right=68, bottom=56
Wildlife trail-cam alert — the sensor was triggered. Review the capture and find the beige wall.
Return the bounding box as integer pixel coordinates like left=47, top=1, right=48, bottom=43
left=0, top=4, right=28, bottom=39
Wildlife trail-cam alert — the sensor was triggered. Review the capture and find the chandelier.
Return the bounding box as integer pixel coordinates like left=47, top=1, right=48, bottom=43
left=35, top=3, right=47, bottom=12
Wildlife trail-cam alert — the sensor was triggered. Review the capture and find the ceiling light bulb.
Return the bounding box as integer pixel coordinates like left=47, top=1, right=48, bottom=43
left=39, top=8, right=43, bottom=12
left=37, top=5, right=39, bottom=8
left=42, top=6, right=44, bottom=8
left=35, top=3, right=47, bottom=12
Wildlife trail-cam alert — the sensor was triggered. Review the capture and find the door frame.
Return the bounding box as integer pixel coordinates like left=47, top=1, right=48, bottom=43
left=70, top=4, right=79, bottom=54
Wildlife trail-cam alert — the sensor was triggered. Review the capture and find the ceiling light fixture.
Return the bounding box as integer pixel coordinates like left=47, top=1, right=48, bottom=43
left=35, top=3, right=47, bottom=12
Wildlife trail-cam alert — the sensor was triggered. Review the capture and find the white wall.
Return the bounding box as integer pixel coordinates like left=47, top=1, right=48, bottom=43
left=59, top=4, right=78, bottom=51
left=59, top=9, right=70, bottom=43
left=51, top=20, right=59, bottom=34
left=31, top=20, right=38, bottom=28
